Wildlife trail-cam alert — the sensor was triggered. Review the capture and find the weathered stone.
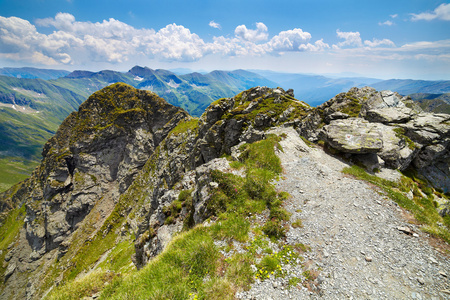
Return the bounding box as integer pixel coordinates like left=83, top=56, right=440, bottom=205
left=4, top=262, right=15, bottom=281
left=325, top=111, right=350, bottom=123
left=397, top=226, right=413, bottom=235
left=365, top=107, right=413, bottom=124
left=320, top=119, right=383, bottom=153
left=240, top=125, right=265, bottom=144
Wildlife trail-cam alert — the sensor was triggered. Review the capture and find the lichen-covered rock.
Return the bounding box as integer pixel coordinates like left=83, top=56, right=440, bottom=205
left=365, top=107, right=414, bottom=124
left=320, top=118, right=384, bottom=153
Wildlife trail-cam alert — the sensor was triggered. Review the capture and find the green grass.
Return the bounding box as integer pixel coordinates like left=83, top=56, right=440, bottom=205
left=210, top=213, right=250, bottom=242
left=343, top=165, right=450, bottom=243
left=220, top=91, right=309, bottom=129
left=255, top=245, right=301, bottom=280
left=0, top=204, right=26, bottom=280
left=168, top=118, right=199, bottom=136
left=0, top=157, right=37, bottom=192
left=100, top=227, right=220, bottom=300
left=393, top=127, right=416, bottom=150
left=47, top=270, right=119, bottom=300
left=292, top=219, right=303, bottom=228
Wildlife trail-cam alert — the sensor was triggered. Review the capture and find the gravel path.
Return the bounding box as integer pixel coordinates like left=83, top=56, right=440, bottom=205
left=238, top=127, right=450, bottom=300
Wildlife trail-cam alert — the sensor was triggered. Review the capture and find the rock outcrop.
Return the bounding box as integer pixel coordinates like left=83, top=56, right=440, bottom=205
left=311, top=87, right=449, bottom=191
left=0, top=84, right=448, bottom=299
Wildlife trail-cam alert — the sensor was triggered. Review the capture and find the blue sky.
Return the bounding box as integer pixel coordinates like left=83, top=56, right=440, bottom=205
left=0, top=0, right=449, bottom=79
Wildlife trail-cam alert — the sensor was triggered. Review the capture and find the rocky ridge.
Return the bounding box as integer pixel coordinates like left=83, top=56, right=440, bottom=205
left=0, top=84, right=448, bottom=299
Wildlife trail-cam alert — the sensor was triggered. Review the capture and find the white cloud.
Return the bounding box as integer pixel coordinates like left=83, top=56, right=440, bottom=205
left=266, top=28, right=311, bottom=51
left=335, top=30, right=363, bottom=48
left=378, top=20, right=394, bottom=26
left=209, top=21, right=221, bottom=30
left=390, top=14, right=398, bottom=19
left=3, top=12, right=448, bottom=76
left=149, top=24, right=206, bottom=61
left=4, top=14, right=327, bottom=64
left=364, top=38, right=395, bottom=47
left=411, top=3, right=450, bottom=21
left=334, top=30, right=395, bottom=49
left=235, top=22, right=268, bottom=42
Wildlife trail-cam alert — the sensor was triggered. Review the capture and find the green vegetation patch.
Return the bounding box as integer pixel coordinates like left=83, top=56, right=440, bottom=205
left=221, top=93, right=308, bottom=129
left=338, top=94, right=362, bottom=117
left=47, top=270, right=120, bottom=300
left=255, top=245, right=301, bottom=280
left=168, top=118, right=199, bottom=136
left=0, top=157, right=37, bottom=193
left=0, top=204, right=26, bottom=282
left=343, top=165, right=450, bottom=243
left=100, top=227, right=220, bottom=300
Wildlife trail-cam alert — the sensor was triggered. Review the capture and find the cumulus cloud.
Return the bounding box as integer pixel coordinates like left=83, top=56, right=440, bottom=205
left=149, top=24, right=206, bottom=61
left=266, top=28, right=311, bottom=51
left=0, top=13, right=400, bottom=67
left=390, top=14, right=398, bottom=19
left=411, top=3, right=450, bottom=21
left=334, top=30, right=363, bottom=48
left=209, top=20, right=221, bottom=30
left=235, top=22, right=268, bottom=42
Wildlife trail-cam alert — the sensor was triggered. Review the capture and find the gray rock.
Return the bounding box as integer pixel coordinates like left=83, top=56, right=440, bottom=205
left=4, top=262, right=16, bottom=281
left=365, top=107, right=413, bottom=124
left=320, top=119, right=383, bottom=153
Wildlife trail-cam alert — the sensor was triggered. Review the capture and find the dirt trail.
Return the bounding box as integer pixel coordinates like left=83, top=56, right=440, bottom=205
left=238, top=127, right=450, bottom=300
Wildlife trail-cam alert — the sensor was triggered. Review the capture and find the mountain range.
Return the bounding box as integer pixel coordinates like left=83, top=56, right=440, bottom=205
left=0, top=66, right=449, bottom=192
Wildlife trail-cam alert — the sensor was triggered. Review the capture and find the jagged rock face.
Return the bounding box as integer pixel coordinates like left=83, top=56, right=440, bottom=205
left=315, top=87, right=449, bottom=181
left=127, top=86, right=311, bottom=267
left=0, top=83, right=188, bottom=299
left=31, top=83, right=187, bottom=252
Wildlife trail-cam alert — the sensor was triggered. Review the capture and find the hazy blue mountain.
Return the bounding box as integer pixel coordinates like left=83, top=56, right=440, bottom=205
left=250, top=70, right=383, bottom=106
left=207, top=69, right=278, bottom=91
left=371, top=79, right=450, bottom=95
left=0, top=67, right=70, bottom=80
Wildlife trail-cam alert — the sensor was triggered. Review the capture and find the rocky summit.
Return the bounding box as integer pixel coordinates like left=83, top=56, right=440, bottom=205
left=0, top=83, right=448, bottom=299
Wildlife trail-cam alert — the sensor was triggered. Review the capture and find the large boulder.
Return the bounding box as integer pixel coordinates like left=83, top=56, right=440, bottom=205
left=320, top=118, right=383, bottom=153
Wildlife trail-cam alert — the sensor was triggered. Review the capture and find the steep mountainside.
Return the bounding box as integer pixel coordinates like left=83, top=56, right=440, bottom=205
left=0, top=84, right=448, bottom=299
left=409, top=93, right=450, bottom=114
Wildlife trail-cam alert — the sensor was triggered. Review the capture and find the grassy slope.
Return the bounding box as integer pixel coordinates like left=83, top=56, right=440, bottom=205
left=0, top=76, right=87, bottom=192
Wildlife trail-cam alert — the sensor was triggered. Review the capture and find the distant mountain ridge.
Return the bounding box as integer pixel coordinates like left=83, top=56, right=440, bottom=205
left=371, top=79, right=450, bottom=95
left=0, top=67, right=70, bottom=80
left=251, top=70, right=450, bottom=107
